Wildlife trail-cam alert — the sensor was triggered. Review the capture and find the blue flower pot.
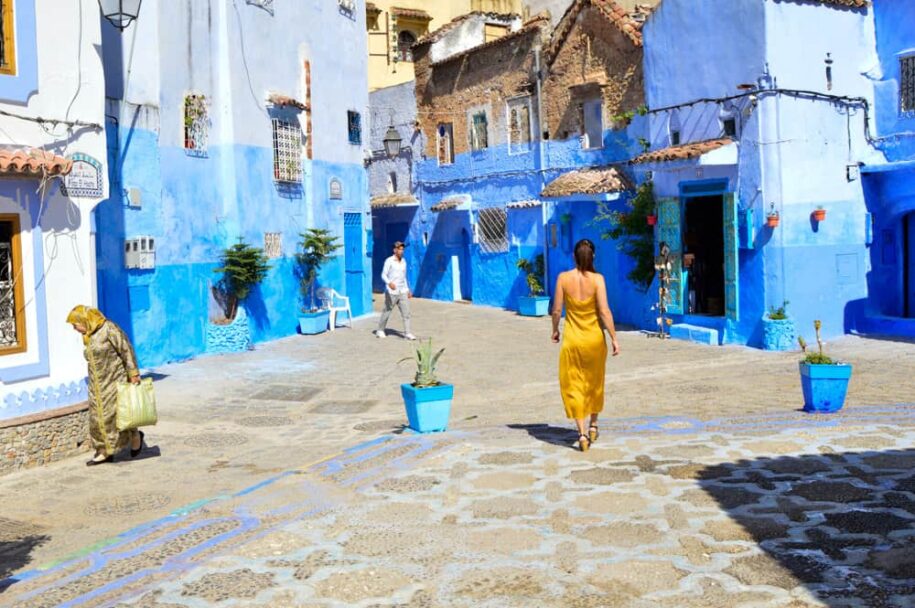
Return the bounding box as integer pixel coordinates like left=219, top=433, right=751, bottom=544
left=799, top=362, right=853, bottom=413
left=299, top=310, right=330, bottom=335
left=518, top=296, right=550, bottom=317
left=762, top=316, right=796, bottom=351
left=401, top=383, right=453, bottom=433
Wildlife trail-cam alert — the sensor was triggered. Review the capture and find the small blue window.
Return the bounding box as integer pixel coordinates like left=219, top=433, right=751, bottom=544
left=347, top=111, right=362, bottom=145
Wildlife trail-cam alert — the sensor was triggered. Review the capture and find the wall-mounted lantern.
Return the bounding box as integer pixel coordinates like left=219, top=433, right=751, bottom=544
left=383, top=125, right=403, bottom=158
left=98, top=0, right=142, bottom=30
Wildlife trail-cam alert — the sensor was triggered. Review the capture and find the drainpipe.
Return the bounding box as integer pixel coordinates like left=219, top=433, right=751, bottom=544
left=534, top=47, right=551, bottom=296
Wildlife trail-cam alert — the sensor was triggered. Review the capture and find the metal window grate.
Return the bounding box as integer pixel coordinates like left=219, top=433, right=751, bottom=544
left=0, top=240, right=17, bottom=349
left=184, top=95, right=208, bottom=156
left=272, top=119, right=303, bottom=183
left=902, top=55, right=915, bottom=115
left=477, top=207, right=508, bottom=254
left=264, top=232, right=282, bottom=259
left=347, top=111, right=362, bottom=145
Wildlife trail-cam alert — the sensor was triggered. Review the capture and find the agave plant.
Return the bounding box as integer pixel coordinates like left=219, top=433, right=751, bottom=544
left=399, top=338, right=445, bottom=388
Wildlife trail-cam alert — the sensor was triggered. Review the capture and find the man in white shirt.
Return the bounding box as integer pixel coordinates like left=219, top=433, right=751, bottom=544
left=375, top=241, right=416, bottom=340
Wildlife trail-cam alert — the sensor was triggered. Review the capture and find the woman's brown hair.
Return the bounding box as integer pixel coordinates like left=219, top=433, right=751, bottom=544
left=574, top=239, right=596, bottom=273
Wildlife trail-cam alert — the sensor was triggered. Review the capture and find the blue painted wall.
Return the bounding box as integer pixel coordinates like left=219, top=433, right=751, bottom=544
left=97, top=1, right=370, bottom=368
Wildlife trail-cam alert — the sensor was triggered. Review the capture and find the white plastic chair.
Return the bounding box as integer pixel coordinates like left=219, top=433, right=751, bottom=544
left=317, top=288, right=352, bottom=331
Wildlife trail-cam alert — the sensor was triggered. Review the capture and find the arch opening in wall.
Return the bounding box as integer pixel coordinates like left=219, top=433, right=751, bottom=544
left=398, top=30, right=416, bottom=63
left=668, top=109, right=681, bottom=146
left=719, top=102, right=740, bottom=139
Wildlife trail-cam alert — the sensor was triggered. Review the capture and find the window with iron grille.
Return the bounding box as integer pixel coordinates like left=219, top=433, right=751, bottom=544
left=184, top=94, right=208, bottom=156
left=0, top=0, right=14, bottom=76
left=398, top=30, right=416, bottom=62
left=470, top=111, right=488, bottom=151
left=0, top=216, right=25, bottom=354
left=477, top=207, right=508, bottom=254
left=272, top=119, right=303, bottom=183
left=508, top=97, right=531, bottom=154
left=347, top=110, right=362, bottom=145
left=901, top=54, right=915, bottom=115
left=437, top=123, right=453, bottom=165
left=264, top=232, right=282, bottom=259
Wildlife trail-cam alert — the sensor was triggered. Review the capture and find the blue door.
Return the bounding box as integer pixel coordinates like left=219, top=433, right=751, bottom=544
left=344, top=213, right=365, bottom=317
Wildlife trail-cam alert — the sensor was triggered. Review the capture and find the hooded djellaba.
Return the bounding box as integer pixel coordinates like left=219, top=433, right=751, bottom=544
left=66, top=305, right=146, bottom=465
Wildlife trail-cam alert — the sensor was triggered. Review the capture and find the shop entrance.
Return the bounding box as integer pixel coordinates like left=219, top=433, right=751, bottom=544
left=683, top=195, right=726, bottom=316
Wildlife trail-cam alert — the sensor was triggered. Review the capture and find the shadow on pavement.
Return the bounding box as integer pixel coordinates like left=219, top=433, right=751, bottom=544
left=507, top=423, right=578, bottom=449
left=699, top=449, right=915, bottom=607
left=0, top=534, right=50, bottom=588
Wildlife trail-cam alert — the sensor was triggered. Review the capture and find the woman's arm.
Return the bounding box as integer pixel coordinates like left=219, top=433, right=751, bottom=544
left=106, top=324, right=142, bottom=383
left=595, top=275, right=620, bottom=356
left=551, top=274, right=564, bottom=343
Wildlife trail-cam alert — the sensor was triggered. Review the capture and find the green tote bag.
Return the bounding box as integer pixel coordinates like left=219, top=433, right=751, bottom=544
left=116, top=377, right=159, bottom=431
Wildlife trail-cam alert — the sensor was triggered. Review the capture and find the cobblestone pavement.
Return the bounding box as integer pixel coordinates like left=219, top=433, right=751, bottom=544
left=1, top=298, right=914, bottom=606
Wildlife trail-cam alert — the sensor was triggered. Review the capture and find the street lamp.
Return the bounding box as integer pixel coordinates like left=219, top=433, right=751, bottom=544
left=98, top=0, right=142, bottom=30
left=383, top=124, right=402, bottom=158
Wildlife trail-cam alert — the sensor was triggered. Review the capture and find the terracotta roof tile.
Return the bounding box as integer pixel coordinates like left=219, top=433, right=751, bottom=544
left=431, top=195, right=471, bottom=212
left=266, top=91, right=308, bottom=111
left=506, top=199, right=542, bottom=209
left=391, top=6, right=432, bottom=21
left=541, top=166, right=633, bottom=197
left=370, top=193, right=419, bottom=208
left=784, top=0, right=868, bottom=8
left=630, top=138, right=734, bottom=164
left=0, top=148, right=72, bottom=177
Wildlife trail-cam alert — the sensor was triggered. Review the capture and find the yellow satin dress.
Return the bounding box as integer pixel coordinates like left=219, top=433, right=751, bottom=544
left=559, top=292, right=607, bottom=419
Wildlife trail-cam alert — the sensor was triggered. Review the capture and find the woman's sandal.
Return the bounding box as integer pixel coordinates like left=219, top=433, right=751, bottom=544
left=130, top=430, right=145, bottom=458
left=588, top=424, right=599, bottom=444
left=86, top=455, right=113, bottom=466
left=578, top=434, right=591, bottom=452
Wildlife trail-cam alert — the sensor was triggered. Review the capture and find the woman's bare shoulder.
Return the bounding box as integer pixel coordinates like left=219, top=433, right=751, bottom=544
left=589, top=272, right=606, bottom=285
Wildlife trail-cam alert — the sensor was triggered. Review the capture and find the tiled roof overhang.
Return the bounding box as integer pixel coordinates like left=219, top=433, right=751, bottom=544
left=630, top=138, right=734, bottom=164
left=0, top=148, right=72, bottom=178
left=541, top=166, right=633, bottom=197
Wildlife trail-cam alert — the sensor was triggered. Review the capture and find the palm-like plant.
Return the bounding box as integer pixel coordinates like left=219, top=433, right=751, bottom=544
left=213, top=239, right=271, bottom=319
left=296, top=228, right=341, bottom=312
left=400, top=338, right=445, bottom=387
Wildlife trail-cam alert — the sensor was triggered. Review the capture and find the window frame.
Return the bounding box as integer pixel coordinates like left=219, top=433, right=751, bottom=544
left=581, top=98, right=603, bottom=150
left=397, top=30, right=416, bottom=63
left=0, top=214, right=26, bottom=355
left=183, top=93, right=209, bottom=156
left=0, top=0, right=15, bottom=76
left=347, top=110, right=362, bottom=145
left=506, top=96, right=532, bottom=155
left=469, top=110, right=489, bottom=152
left=437, top=122, right=454, bottom=165
left=272, top=118, right=304, bottom=183
left=900, top=52, right=915, bottom=116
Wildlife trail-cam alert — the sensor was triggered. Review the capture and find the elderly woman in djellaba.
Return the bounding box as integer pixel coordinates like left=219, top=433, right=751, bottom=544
left=67, top=306, right=147, bottom=465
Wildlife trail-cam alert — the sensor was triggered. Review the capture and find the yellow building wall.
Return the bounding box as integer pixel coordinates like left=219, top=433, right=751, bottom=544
left=367, top=0, right=522, bottom=91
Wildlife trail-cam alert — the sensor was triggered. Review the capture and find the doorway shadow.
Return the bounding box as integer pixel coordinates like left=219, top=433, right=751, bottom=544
left=507, top=423, right=579, bottom=449
left=698, top=449, right=915, bottom=606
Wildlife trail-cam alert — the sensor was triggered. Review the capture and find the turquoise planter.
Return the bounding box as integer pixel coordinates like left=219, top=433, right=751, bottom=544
left=518, top=296, right=550, bottom=317
left=298, top=310, right=330, bottom=335
left=799, top=362, right=853, bottom=413
left=762, top=316, right=796, bottom=351
left=401, top=383, right=453, bottom=433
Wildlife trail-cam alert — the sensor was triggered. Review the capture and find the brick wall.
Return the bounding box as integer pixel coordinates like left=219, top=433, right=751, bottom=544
left=0, top=403, right=89, bottom=476
left=413, top=24, right=546, bottom=159
left=542, top=4, right=644, bottom=140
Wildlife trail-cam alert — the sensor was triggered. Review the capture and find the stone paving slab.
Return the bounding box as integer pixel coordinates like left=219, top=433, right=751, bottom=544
left=5, top=414, right=915, bottom=607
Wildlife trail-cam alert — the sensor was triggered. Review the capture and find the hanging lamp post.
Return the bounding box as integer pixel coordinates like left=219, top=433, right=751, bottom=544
left=98, top=0, right=142, bottom=30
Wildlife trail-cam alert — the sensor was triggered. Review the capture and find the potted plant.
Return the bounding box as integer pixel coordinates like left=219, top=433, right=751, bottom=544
left=208, top=239, right=271, bottom=353
left=516, top=254, right=549, bottom=316
left=797, top=320, right=852, bottom=413
left=646, top=212, right=658, bottom=226
left=766, top=204, right=780, bottom=228
left=296, top=228, right=341, bottom=335
left=812, top=206, right=827, bottom=222
left=761, top=300, right=795, bottom=351
left=399, top=339, right=453, bottom=433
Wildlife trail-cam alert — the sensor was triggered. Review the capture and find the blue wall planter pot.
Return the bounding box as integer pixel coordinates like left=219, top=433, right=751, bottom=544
left=206, top=307, right=252, bottom=354
left=518, top=296, right=550, bottom=317
left=762, top=316, right=797, bottom=351
left=799, top=362, right=853, bottom=413
left=401, top=383, right=453, bottom=433
left=299, top=310, right=330, bottom=335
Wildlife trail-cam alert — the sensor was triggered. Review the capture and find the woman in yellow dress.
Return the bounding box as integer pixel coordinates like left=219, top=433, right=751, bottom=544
left=551, top=239, right=620, bottom=451
left=67, top=305, right=146, bottom=465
